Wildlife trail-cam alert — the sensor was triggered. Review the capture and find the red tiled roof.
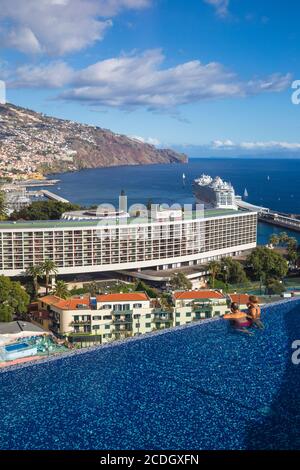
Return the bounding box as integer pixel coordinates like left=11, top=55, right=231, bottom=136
left=39, top=295, right=90, bottom=310
left=96, top=292, right=149, bottom=302
left=39, top=295, right=63, bottom=306
left=55, top=298, right=90, bottom=310
left=174, top=290, right=224, bottom=300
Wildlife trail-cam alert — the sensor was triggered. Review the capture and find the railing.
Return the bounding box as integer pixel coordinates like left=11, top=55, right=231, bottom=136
left=152, top=314, right=173, bottom=322
left=112, top=318, right=133, bottom=325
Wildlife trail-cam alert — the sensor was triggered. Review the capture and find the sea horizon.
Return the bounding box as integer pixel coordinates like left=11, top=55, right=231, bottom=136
left=44, top=157, right=300, bottom=246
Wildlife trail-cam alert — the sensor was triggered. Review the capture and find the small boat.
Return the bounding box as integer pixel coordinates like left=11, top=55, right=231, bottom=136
left=182, top=173, right=186, bottom=185
left=267, top=175, right=270, bottom=181
left=243, top=188, right=248, bottom=198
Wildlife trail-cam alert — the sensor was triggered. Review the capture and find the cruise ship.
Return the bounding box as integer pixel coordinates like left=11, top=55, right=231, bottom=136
left=193, top=175, right=237, bottom=210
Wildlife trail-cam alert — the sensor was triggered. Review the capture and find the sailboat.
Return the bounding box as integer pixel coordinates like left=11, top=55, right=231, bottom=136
left=243, top=188, right=248, bottom=198
left=182, top=173, right=186, bottom=185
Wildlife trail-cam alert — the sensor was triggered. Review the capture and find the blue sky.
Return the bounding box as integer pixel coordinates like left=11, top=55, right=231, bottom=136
left=1, top=0, right=300, bottom=156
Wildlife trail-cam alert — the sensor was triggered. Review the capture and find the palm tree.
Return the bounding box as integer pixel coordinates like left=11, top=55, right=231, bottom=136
left=170, top=273, right=192, bottom=291
left=269, top=234, right=280, bottom=247
left=53, top=280, right=70, bottom=299
left=42, top=259, right=58, bottom=295
left=279, top=232, right=289, bottom=245
left=207, top=260, right=221, bottom=289
left=25, top=265, right=43, bottom=299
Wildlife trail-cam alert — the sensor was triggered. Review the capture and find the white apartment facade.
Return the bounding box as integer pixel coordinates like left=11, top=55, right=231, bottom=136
left=38, top=292, right=173, bottom=344
left=173, top=290, right=230, bottom=326
left=38, top=289, right=235, bottom=345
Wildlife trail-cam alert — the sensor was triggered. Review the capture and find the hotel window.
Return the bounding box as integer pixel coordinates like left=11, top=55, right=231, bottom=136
left=93, top=316, right=102, bottom=320
left=145, top=323, right=151, bottom=328
left=133, top=303, right=142, bottom=308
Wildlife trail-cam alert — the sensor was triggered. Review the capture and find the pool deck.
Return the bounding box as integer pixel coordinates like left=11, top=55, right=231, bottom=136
left=0, top=355, right=41, bottom=368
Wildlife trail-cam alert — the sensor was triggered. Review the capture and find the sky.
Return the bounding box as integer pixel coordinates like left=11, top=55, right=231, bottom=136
left=1, top=0, right=300, bottom=157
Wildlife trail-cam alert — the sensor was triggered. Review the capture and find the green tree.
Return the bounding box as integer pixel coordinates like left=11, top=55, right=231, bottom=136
left=86, top=281, right=100, bottom=296
left=159, top=292, right=174, bottom=313
left=207, top=261, right=221, bottom=288
left=220, top=258, right=248, bottom=285
left=266, top=278, right=285, bottom=295
left=246, top=247, right=288, bottom=282
left=287, top=238, right=298, bottom=266
left=134, top=280, right=158, bottom=298
left=53, top=280, right=70, bottom=299
left=169, top=272, right=192, bottom=291
left=0, top=189, right=7, bottom=220
left=0, top=276, right=30, bottom=322
left=42, top=259, right=58, bottom=295
left=26, top=265, right=44, bottom=299
left=279, top=232, right=289, bottom=245
left=269, top=234, right=280, bottom=247
left=10, top=201, right=81, bottom=221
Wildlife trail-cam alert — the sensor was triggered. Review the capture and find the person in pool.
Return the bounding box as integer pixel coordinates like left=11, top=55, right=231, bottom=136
left=246, top=295, right=264, bottom=329
left=223, top=302, right=254, bottom=335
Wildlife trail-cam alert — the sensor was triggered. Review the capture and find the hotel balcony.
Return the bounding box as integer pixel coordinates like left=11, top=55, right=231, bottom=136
left=152, top=312, right=173, bottom=323
left=112, top=329, right=133, bottom=338
left=70, top=320, right=91, bottom=326
left=112, top=313, right=133, bottom=325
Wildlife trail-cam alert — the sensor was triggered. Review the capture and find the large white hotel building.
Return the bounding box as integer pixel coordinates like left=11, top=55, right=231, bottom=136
left=0, top=207, right=257, bottom=277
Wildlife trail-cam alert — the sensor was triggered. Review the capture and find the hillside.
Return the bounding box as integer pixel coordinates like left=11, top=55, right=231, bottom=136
left=0, top=103, right=187, bottom=179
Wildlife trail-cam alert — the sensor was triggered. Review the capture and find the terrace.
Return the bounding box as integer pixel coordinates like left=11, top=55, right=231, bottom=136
left=0, top=298, right=299, bottom=450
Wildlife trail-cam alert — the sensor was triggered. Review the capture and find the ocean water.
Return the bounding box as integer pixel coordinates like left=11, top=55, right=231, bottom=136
left=1, top=299, right=300, bottom=450
left=50, top=158, right=300, bottom=245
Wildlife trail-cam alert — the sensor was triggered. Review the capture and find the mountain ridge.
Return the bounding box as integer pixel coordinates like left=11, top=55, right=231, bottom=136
left=0, top=102, right=187, bottom=179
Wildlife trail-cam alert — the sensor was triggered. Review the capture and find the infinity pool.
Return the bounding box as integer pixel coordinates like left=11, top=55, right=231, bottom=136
left=1, top=300, right=300, bottom=450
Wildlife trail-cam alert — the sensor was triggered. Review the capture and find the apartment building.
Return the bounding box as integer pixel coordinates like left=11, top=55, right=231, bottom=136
left=38, top=292, right=173, bottom=344
left=173, top=290, right=230, bottom=326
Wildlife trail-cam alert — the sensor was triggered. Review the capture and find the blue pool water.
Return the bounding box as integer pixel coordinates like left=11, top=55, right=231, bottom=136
left=1, top=300, right=300, bottom=450
left=5, top=342, right=30, bottom=352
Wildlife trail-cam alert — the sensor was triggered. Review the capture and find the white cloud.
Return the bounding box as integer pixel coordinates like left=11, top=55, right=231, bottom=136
left=11, top=62, right=74, bottom=88
left=60, top=49, right=291, bottom=110
left=0, top=0, right=151, bottom=55
left=5, top=49, right=292, bottom=112
left=212, top=140, right=300, bottom=151
left=130, top=135, right=161, bottom=146
left=204, top=0, right=229, bottom=18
